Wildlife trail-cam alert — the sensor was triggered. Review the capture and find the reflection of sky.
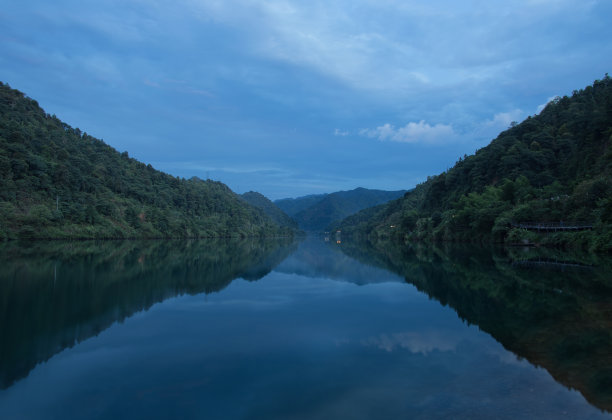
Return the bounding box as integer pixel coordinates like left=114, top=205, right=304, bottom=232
left=275, top=239, right=405, bottom=285
left=361, top=330, right=462, bottom=354
left=0, top=272, right=608, bottom=419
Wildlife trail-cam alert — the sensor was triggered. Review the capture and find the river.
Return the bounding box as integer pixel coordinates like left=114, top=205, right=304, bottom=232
left=0, top=238, right=610, bottom=419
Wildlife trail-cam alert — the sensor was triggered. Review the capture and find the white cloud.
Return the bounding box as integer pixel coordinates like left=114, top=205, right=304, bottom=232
left=334, top=128, right=349, bottom=136
left=536, top=96, right=558, bottom=114
left=79, top=55, right=123, bottom=82
left=178, top=1, right=468, bottom=94
left=466, top=109, right=525, bottom=143
left=177, top=0, right=601, bottom=97
left=158, top=161, right=292, bottom=176
left=360, top=120, right=456, bottom=144
left=481, top=109, right=524, bottom=130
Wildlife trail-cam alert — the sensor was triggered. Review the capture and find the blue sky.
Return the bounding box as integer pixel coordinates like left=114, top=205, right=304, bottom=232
left=2, top=0, right=611, bottom=199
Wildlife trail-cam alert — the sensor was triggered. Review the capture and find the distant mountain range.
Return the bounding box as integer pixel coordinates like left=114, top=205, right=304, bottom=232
left=276, top=187, right=406, bottom=231
left=275, top=194, right=328, bottom=217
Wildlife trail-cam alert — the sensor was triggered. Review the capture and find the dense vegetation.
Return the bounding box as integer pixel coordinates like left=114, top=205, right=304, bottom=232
left=240, top=191, right=299, bottom=230
left=0, top=82, right=293, bottom=239
left=336, top=76, right=612, bottom=252
left=337, top=240, right=612, bottom=412
left=275, top=193, right=328, bottom=217
left=276, top=187, right=406, bottom=231
left=0, top=238, right=297, bottom=388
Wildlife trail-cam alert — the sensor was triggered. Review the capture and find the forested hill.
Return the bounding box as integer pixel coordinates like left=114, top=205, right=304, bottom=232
left=279, top=187, right=407, bottom=231
left=274, top=193, right=328, bottom=217
left=240, top=191, right=298, bottom=230
left=335, top=76, right=612, bottom=251
left=0, top=82, right=293, bottom=239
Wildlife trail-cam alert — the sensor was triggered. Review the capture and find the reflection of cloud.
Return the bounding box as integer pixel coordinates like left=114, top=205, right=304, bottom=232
left=481, top=342, right=525, bottom=366
left=361, top=331, right=461, bottom=354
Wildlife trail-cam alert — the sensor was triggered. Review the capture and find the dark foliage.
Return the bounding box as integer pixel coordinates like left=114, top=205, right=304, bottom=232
left=338, top=240, right=612, bottom=412
left=240, top=191, right=299, bottom=229
left=0, top=82, right=294, bottom=239
left=277, top=187, right=406, bottom=231
left=0, top=238, right=297, bottom=388
left=275, top=193, right=329, bottom=217
left=336, top=76, right=612, bottom=252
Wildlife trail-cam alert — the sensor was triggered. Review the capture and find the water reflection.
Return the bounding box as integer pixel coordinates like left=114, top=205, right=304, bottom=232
left=0, top=238, right=296, bottom=389
left=276, top=238, right=404, bottom=285
left=1, top=237, right=611, bottom=417
left=336, top=240, right=612, bottom=413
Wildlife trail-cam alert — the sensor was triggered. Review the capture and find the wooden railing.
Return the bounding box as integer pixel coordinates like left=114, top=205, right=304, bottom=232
left=511, top=221, right=593, bottom=231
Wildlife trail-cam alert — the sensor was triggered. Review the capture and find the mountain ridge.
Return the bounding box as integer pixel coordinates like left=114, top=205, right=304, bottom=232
left=276, top=187, right=407, bottom=231
left=275, top=193, right=329, bottom=217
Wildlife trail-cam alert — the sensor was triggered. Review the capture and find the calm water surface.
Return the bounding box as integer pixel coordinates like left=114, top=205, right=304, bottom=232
left=0, top=238, right=611, bottom=419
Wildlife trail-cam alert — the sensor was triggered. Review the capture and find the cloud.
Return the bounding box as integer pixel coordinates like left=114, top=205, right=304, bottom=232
left=360, top=120, right=456, bottom=144
left=536, top=96, right=559, bottom=113
left=177, top=0, right=604, bottom=98
left=179, top=1, right=472, bottom=94
left=3, top=0, right=610, bottom=200
left=143, top=79, right=160, bottom=88
left=466, top=109, right=525, bottom=143
left=484, top=109, right=524, bottom=128
left=157, top=161, right=293, bottom=176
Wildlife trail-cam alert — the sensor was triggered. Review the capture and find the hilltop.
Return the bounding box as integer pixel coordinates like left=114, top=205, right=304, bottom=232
left=335, top=76, right=612, bottom=252
left=275, top=193, right=328, bottom=217
left=240, top=191, right=298, bottom=230
left=0, top=82, right=293, bottom=239
left=276, top=187, right=406, bottom=231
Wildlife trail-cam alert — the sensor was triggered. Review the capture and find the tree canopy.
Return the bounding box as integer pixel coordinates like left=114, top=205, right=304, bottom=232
left=0, top=82, right=294, bottom=239
left=335, top=76, right=612, bottom=252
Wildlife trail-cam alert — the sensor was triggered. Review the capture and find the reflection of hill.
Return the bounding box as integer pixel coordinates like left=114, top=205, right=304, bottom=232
left=0, top=239, right=297, bottom=389
left=339, top=240, right=612, bottom=413
left=275, top=238, right=403, bottom=285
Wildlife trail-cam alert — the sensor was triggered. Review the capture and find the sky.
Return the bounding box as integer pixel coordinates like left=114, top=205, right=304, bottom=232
left=1, top=0, right=611, bottom=199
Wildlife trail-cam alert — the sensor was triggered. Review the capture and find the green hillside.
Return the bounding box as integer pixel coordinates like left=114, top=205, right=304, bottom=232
left=275, top=193, right=328, bottom=217
left=278, top=187, right=406, bottom=231
left=336, top=76, right=612, bottom=252
left=240, top=191, right=298, bottom=230
left=0, top=82, right=292, bottom=239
